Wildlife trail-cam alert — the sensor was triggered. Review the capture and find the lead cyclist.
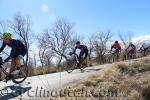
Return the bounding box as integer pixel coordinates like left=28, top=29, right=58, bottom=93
left=71, top=41, right=88, bottom=65
left=0, top=32, right=27, bottom=81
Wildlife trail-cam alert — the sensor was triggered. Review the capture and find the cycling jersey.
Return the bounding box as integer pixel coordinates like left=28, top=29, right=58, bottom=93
left=127, top=44, right=136, bottom=50
left=73, top=45, right=88, bottom=53
left=111, top=43, right=121, bottom=49
left=0, top=39, right=27, bottom=62
left=73, top=45, right=88, bottom=61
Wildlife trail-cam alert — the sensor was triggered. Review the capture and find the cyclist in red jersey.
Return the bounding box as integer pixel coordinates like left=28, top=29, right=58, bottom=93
left=111, top=41, right=121, bottom=53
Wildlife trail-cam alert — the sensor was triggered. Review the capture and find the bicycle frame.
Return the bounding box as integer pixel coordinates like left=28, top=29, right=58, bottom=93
left=66, top=53, right=86, bottom=73
left=72, top=53, right=80, bottom=64
left=0, top=57, right=28, bottom=84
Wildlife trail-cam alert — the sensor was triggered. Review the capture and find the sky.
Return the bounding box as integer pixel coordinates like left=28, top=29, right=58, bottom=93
left=0, top=0, right=150, bottom=40
left=1, top=0, right=150, bottom=65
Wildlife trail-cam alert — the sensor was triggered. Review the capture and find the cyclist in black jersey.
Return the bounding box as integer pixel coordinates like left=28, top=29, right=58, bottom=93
left=0, top=32, right=27, bottom=80
left=71, top=41, right=88, bottom=63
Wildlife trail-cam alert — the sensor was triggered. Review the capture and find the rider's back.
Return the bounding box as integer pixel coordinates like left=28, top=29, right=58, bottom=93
left=112, top=43, right=121, bottom=49
left=76, top=45, right=88, bottom=50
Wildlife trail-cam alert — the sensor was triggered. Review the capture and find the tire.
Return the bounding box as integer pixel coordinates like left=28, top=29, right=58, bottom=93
left=11, top=65, right=28, bottom=84
left=80, top=64, right=86, bottom=71
left=107, top=54, right=113, bottom=63
left=79, top=59, right=87, bottom=71
left=111, top=54, right=115, bottom=63
left=66, top=60, right=77, bottom=73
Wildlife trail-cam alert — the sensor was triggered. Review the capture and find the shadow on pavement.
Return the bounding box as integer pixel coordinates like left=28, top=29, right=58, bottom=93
left=0, top=84, right=31, bottom=100
left=80, top=68, right=102, bottom=73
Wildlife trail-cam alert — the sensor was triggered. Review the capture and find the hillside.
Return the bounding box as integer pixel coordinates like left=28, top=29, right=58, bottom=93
left=59, top=57, right=150, bottom=100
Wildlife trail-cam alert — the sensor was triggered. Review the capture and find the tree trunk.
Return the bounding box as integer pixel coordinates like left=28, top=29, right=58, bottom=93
left=57, top=56, right=63, bottom=68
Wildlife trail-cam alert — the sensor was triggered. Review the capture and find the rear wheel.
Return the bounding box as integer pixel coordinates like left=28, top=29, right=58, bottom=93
left=111, top=53, right=115, bottom=63
left=11, top=65, right=28, bottom=84
left=80, top=64, right=86, bottom=71
left=79, top=59, right=87, bottom=70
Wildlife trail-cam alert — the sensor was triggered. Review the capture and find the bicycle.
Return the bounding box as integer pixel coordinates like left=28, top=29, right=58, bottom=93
left=139, top=46, right=150, bottom=56
left=66, top=52, right=87, bottom=73
left=126, top=50, right=136, bottom=59
left=0, top=57, right=28, bottom=84
left=107, top=49, right=120, bottom=63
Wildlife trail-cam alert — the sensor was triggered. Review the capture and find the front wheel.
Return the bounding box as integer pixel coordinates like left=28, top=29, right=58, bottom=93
left=11, top=65, right=28, bottom=84
left=66, top=60, right=77, bottom=73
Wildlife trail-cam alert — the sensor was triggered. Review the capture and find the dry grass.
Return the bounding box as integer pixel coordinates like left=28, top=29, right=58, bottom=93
left=28, top=66, right=58, bottom=76
left=0, top=66, right=58, bottom=80
left=58, top=57, right=150, bottom=100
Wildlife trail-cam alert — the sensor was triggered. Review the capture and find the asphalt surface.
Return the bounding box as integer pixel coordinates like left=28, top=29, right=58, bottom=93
left=0, top=64, right=111, bottom=100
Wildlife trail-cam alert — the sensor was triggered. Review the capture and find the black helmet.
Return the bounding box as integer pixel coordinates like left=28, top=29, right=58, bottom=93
left=76, top=41, right=80, bottom=44
left=69, top=52, right=73, bottom=56
left=129, top=42, right=132, bottom=45
left=115, top=41, right=118, bottom=43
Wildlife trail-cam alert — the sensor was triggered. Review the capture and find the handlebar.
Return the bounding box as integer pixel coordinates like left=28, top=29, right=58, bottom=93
left=69, top=52, right=78, bottom=57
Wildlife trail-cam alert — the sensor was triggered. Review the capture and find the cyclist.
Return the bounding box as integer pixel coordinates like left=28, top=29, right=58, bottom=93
left=71, top=41, right=88, bottom=65
left=126, top=42, right=136, bottom=55
left=111, top=41, right=121, bottom=53
left=140, top=43, right=150, bottom=56
left=0, top=32, right=27, bottom=81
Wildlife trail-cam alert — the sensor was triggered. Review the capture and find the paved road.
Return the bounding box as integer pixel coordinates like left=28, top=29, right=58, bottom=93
left=0, top=64, right=112, bottom=100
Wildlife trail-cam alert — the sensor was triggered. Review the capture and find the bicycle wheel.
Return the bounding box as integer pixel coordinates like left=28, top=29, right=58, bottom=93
left=107, top=54, right=113, bottom=63
left=80, top=60, right=87, bottom=70
left=11, top=65, right=28, bottom=84
left=80, top=64, right=86, bottom=71
left=66, top=60, right=77, bottom=73
left=110, top=53, right=115, bottom=63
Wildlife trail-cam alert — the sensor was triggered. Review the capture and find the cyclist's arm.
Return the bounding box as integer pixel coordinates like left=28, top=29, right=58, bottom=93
left=0, top=41, right=6, bottom=53
left=111, top=45, right=114, bottom=50
left=4, top=49, right=15, bottom=62
left=72, top=46, right=77, bottom=54
left=132, top=45, right=136, bottom=49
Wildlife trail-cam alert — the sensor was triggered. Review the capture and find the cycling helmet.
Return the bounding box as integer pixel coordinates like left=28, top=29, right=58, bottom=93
left=76, top=41, right=80, bottom=44
left=69, top=52, right=73, bottom=56
left=3, top=32, right=12, bottom=39
left=115, top=41, right=118, bottom=43
left=129, top=42, right=132, bottom=45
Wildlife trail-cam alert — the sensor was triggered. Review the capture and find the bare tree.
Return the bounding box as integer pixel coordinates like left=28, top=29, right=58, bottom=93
left=94, top=31, right=112, bottom=64
left=43, top=18, right=74, bottom=68
left=118, top=32, right=134, bottom=60
left=33, top=53, right=37, bottom=67
left=38, top=36, right=47, bottom=68
left=0, top=21, right=7, bottom=34
left=87, top=35, right=95, bottom=61
left=119, top=32, right=133, bottom=48
left=42, top=50, right=54, bottom=67
left=8, top=13, right=32, bottom=64
left=0, top=21, right=12, bottom=56
left=38, top=36, right=54, bottom=68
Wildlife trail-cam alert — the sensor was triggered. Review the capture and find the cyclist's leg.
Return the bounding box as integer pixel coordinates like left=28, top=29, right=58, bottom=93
left=82, top=49, right=88, bottom=64
left=11, top=50, right=26, bottom=72
left=4, top=58, right=16, bottom=75
left=11, top=58, right=16, bottom=70
left=14, top=56, right=22, bottom=68
left=4, top=58, right=16, bottom=81
left=83, top=49, right=88, bottom=61
left=144, top=48, right=147, bottom=56
left=131, top=49, right=134, bottom=56
left=7, top=57, right=19, bottom=74
left=116, top=49, right=119, bottom=59
left=78, top=51, right=84, bottom=63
